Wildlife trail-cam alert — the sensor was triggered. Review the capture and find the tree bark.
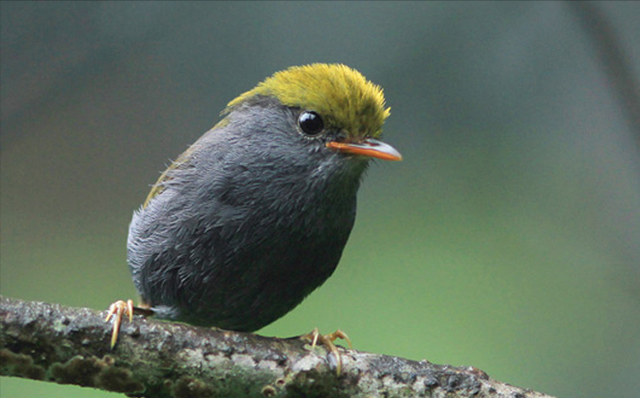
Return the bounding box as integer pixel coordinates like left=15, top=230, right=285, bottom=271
left=0, top=296, right=555, bottom=398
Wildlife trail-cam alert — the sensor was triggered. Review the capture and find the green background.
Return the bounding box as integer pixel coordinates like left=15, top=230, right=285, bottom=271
left=2, top=2, right=639, bottom=397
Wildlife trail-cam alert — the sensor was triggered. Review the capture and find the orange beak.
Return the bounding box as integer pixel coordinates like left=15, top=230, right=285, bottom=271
left=326, top=138, right=402, bottom=161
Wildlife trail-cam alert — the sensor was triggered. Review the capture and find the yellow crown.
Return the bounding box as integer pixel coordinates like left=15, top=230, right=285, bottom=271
left=226, top=64, right=390, bottom=139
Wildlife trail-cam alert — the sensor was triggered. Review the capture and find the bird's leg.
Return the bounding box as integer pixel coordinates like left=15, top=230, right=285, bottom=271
left=105, top=299, right=153, bottom=348
left=105, top=299, right=133, bottom=348
left=301, top=328, right=353, bottom=375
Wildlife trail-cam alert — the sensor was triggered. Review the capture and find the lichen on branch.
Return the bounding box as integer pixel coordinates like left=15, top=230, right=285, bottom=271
left=0, top=296, right=555, bottom=398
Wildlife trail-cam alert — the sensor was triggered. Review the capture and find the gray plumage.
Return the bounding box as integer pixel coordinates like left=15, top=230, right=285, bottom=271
left=127, top=98, right=369, bottom=331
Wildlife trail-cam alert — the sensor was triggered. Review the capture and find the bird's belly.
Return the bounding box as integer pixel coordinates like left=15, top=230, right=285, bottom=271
left=167, top=231, right=347, bottom=331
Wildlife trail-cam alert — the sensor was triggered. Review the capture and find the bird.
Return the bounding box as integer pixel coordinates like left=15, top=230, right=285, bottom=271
left=106, top=63, right=401, bottom=371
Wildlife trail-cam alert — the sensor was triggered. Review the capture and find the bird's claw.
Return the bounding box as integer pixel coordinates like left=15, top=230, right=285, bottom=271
left=302, top=328, right=352, bottom=375
left=105, top=299, right=134, bottom=348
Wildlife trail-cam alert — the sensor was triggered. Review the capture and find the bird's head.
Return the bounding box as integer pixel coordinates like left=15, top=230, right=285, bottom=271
left=224, top=63, right=402, bottom=162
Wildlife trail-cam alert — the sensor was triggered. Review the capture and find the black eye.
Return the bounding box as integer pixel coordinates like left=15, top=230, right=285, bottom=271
left=298, top=111, right=324, bottom=136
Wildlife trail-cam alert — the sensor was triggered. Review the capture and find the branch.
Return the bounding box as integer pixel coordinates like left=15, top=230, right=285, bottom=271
left=0, top=296, right=555, bottom=398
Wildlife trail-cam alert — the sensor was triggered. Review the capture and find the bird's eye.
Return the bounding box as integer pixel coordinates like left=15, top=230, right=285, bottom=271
left=298, top=111, right=324, bottom=136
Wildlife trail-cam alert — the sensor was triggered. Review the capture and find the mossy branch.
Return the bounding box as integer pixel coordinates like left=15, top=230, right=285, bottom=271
left=0, top=296, right=555, bottom=398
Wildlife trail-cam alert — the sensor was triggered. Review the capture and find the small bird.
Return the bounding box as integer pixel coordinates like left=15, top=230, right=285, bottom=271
left=107, top=64, right=401, bottom=369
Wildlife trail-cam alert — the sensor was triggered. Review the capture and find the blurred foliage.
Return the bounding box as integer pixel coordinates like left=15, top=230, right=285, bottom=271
left=1, top=2, right=639, bottom=398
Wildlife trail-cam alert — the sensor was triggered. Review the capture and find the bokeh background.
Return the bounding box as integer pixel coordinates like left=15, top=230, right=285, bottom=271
left=2, top=2, right=639, bottom=397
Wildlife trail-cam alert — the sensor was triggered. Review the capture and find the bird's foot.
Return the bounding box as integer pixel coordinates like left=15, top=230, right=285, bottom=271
left=301, top=328, right=352, bottom=375
left=105, top=299, right=153, bottom=348
left=105, top=299, right=133, bottom=348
